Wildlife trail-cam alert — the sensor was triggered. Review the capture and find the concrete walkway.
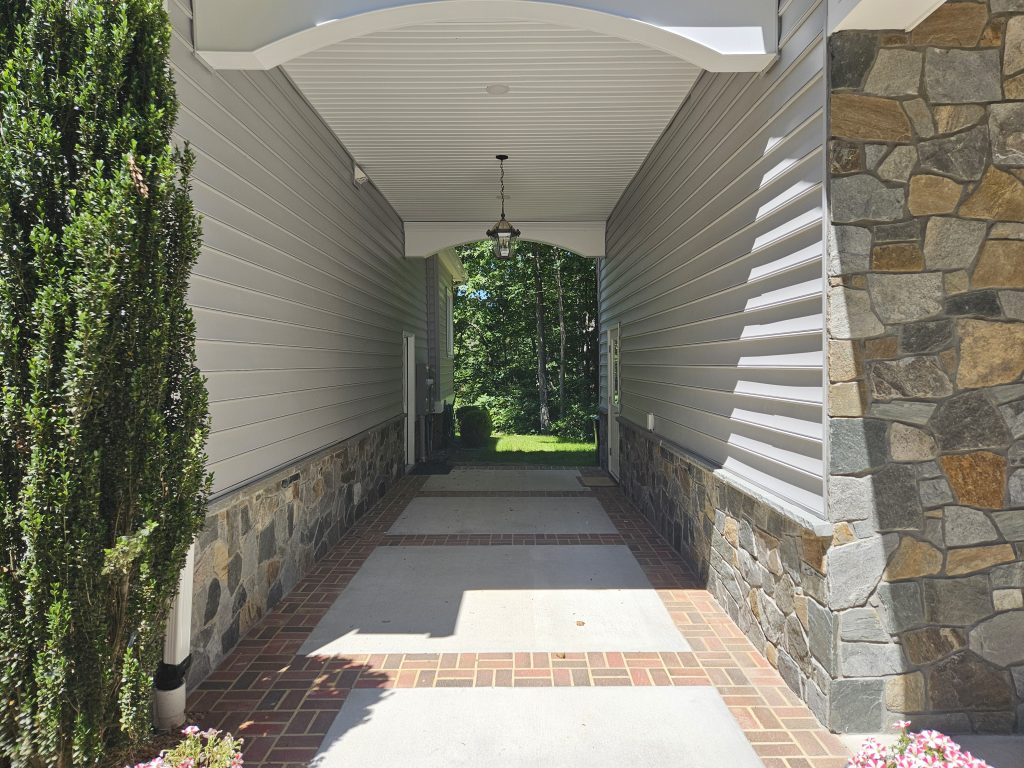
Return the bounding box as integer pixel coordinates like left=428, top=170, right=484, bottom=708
left=191, top=468, right=853, bottom=768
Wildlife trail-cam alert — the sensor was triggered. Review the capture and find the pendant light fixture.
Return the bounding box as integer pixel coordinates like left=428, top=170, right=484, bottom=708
left=486, top=154, right=521, bottom=259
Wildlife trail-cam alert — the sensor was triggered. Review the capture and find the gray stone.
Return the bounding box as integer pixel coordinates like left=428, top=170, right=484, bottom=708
left=1011, top=441, right=1024, bottom=468
left=258, top=523, right=276, bottom=563
left=924, top=576, right=995, bottom=626
left=923, top=217, right=987, bottom=269
left=828, top=474, right=874, bottom=522
left=918, top=126, right=989, bottom=182
left=992, top=0, right=1024, bottom=10
left=945, top=290, right=1003, bottom=317
left=865, top=144, right=889, bottom=170
left=828, top=536, right=893, bottom=610
left=970, top=612, right=1024, bottom=667
left=840, top=641, right=906, bottom=677
left=927, top=652, right=1013, bottom=710
left=992, top=509, right=1024, bottom=541
left=204, top=578, right=221, bottom=625
left=864, top=49, right=922, bottom=96
left=807, top=599, right=835, bottom=673
left=784, top=614, right=810, bottom=666
left=1000, top=291, right=1024, bottom=320
left=220, top=614, right=240, bottom=655
left=227, top=552, right=242, bottom=594
left=945, top=507, right=999, bottom=546
left=919, top=477, right=955, bottom=509
left=916, top=461, right=943, bottom=479
left=878, top=145, right=918, bottom=183
left=990, top=104, right=1024, bottom=167
left=840, top=607, right=889, bottom=643
left=868, top=357, right=953, bottom=400
left=828, top=287, right=884, bottom=339
left=867, top=273, right=944, bottom=323
left=758, top=592, right=785, bottom=644
left=832, top=175, right=906, bottom=224
left=900, top=320, right=953, bottom=354
left=889, top=423, right=937, bottom=461
left=876, top=581, right=925, bottom=634
left=992, top=562, right=1024, bottom=588
left=875, top=220, right=922, bottom=244
left=875, top=464, right=924, bottom=529
left=830, top=31, right=880, bottom=90
left=904, top=98, right=936, bottom=139
left=925, top=48, right=1003, bottom=104
left=991, top=384, right=1024, bottom=406
left=830, top=678, right=885, bottom=733
left=827, top=225, right=872, bottom=275
left=933, top=391, right=1013, bottom=451
left=830, top=418, right=888, bottom=475
left=1001, top=401, right=1024, bottom=440
left=1015, top=666, right=1024, bottom=697
left=1011, top=469, right=1024, bottom=505
left=868, top=401, right=937, bottom=426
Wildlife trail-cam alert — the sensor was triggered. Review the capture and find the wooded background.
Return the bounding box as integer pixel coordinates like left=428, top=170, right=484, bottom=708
left=453, top=242, right=599, bottom=441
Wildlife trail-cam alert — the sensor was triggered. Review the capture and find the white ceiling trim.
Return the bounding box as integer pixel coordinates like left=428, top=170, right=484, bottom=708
left=194, top=0, right=777, bottom=72
left=829, top=0, right=946, bottom=33
left=406, top=222, right=606, bottom=258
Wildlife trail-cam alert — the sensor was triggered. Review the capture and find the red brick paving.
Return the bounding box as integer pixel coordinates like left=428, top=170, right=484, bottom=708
left=190, top=473, right=851, bottom=768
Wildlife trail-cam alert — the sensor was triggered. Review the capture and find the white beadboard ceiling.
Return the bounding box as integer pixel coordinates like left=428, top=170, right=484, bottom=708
left=283, top=19, right=701, bottom=222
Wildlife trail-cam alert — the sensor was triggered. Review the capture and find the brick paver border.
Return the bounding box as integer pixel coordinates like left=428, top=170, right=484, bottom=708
left=190, top=473, right=851, bottom=768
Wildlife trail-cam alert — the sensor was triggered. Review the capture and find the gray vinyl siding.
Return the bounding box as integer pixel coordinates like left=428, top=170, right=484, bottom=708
left=425, top=255, right=457, bottom=410
left=600, top=0, right=826, bottom=516
left=170, top=0, right=427, bottom=495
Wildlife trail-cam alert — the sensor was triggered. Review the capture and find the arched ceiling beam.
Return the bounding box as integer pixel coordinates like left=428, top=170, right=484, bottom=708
left=193, top=0, right=778, bottom=73
left=405, top=222, right=607, bottom=259
left=829, top=0, right=947, bottom=33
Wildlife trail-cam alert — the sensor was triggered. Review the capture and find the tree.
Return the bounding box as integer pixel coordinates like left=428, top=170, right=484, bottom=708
left=0, top=1, right=210, bottom=765
left=531, top=248, right=551, bottom=432
left=554, top=255, right=567, bottom=411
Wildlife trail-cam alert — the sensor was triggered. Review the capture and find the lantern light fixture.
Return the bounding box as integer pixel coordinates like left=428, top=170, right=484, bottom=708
left=485, top=154, right=520, bottom=260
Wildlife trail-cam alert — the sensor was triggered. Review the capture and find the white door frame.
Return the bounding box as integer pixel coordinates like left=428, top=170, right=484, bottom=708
left=606, top=324, right=621, bottom=479
left=403, top=332, right=416, bottom=467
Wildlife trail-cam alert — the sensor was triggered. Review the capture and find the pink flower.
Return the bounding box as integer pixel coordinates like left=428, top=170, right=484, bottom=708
left=181, top=725, right=200, bottom=736
left=894, top=720, right=913, bottom=731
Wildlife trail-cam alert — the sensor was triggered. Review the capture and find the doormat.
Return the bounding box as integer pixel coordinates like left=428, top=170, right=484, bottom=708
left=410, top=461, right=453, bottom=475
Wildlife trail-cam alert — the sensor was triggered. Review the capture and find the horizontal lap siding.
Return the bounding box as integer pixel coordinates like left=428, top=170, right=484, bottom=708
left=170, top=1, right=426, bottom=494
left=601, top=0, right=826, bottom=516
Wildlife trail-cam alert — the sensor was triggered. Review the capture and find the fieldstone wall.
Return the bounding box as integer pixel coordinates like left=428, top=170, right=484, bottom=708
left=188, top=417, right=405, bottom=685
left=617, top=420, right=837, bottom=726
left=827, top=0, right=1024, bottom=733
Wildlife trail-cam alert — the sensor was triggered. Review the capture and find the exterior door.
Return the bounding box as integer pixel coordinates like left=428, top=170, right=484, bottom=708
left=607, top=325, right=621, bottom=479
left=403, top=332, right=416, bottom=467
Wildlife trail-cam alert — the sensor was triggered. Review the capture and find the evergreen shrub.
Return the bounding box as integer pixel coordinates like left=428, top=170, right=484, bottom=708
left=456, top=405, right=493, bottom=447
left=0, top=1, right=211, bottom=764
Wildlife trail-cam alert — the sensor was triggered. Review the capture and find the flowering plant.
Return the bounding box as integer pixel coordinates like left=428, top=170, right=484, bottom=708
left=849, top=722, right=991, bottom=768
left=128, top=726, right=243, bottom=768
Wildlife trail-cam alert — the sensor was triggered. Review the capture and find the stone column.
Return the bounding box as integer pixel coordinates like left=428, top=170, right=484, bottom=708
left=826, top=0, right=1024, bottom=733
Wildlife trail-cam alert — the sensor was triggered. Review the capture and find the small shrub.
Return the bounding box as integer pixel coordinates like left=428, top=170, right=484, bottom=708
left=128, top=726, right=243, bottom=768
left=550, top=402, right=596, bottom=443
left=457, top=405, right=492, bottom=447
left=849, top=722, right=990, bottom=768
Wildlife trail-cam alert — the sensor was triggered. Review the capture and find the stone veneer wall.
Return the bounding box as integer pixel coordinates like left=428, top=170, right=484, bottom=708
left=827, top=0, right=1024, bottom=733
left=617, top=420, right=838, bottom=727
left=188, top=417, right=405, bottom=684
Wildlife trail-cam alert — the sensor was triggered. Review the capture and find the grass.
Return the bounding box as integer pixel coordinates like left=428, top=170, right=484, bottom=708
left=454, top=433, right=597, bottom=466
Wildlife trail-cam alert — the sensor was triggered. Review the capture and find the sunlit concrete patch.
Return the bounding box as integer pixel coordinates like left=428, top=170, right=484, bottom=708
left=299, top=545, right=689, bottom=655
left=388, top=497, right=617, bottom=535
left=311, top=687, right=763, bottom=768
left=422, top=469, right=583, bottom=492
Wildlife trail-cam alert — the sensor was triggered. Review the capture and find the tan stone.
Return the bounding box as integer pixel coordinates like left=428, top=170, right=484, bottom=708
left=724, top=516, right=739, bottom=548
left=961, top=168, right=1024, bottom=223
left=831, top=93, right=913, bottom=142
left=911, top=2, right=987, bottom=46
left=973, top=241, right=1024, bottom=288
left=795, top=594, right=809, bottom=630
left=886, top=536, right=944, bottom=581
left=864, top=336, right=899, bottom=360
left=765, top=642, right=778, bottom=667
left=1007, top=16, right=1024, bottom=78
left=994, top=589, right=1024, bottom=610
left=981, top=18, right=1005, bottom=48
left=939, top=348, right=958, bottom=375
left=829, top=381, right=866, bottom=417
left=1008, top=74, right=1024, bottom=101
left=872, top=243, right=925, bottom=272
left=933, top=105, right=986, bottom=135
left=944, top=270, right=970, bottom=294
left=801, top=532, right=829, bottom=575
left=833, top=522, right=856, bottom=546
left=946, top=544, right=1016, bottom=576
left=941, top=451, right=1007, bottom=509
left=957, top=319, right=1024, bottom=388
left=829, top=339, right=860, bottom=382
left=849, top=274, right=867, bottom=290
left=908, top=175, right=962, bottom=216
left=886, top=672, right=926, bottom=712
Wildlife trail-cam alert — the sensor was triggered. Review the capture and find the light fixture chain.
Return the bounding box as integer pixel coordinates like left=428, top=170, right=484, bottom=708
left=499, top=157, right=506, bottom=217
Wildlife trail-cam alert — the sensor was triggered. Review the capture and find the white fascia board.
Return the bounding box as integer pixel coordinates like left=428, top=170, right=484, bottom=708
left=437, top=247, right=469, bottom=284
left=193, top=0, right=777, bottom=73
left=405, top=222, right=607, bottom=259
left=829, top=0, right=946, bottom=33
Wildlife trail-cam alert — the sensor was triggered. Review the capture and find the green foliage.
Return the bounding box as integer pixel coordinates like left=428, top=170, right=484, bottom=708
left=128, top=725, right=243, bottom=768
left=456, top=405, right=493, bottom=447
left=455, top=434, right=596, bottom=466
left=0, top=1, right=211, bottom=765
left=454, top=242, right=598, bottom=436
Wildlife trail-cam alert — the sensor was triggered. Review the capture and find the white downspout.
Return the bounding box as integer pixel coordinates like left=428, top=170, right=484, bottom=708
left=154, top=544, right=195, bottom=730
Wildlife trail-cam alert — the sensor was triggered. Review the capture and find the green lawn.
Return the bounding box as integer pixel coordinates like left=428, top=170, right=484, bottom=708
left=455, top=433, right=597, bottom=466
